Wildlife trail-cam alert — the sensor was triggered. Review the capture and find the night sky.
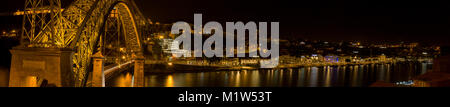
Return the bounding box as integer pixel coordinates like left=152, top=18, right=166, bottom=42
left=1, top=0, right=450, bottom=45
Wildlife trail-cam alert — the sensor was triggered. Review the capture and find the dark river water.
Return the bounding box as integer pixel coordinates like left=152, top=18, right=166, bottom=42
left=107, top=62, right=432, bottom=87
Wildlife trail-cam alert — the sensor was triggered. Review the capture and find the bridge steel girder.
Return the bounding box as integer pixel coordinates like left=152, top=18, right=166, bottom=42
left=20, top=0, right=148, bottom=87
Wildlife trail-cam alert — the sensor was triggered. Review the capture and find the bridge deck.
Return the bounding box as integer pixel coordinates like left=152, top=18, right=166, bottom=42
left=104, top=61, right=134, bottom=81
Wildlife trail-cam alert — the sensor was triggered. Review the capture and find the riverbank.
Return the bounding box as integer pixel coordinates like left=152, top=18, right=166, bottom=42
left=144, top=60, right=430, bottom=75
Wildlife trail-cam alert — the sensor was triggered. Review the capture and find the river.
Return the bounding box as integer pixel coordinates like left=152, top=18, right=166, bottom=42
left=107, top=62, right=432, bottom=87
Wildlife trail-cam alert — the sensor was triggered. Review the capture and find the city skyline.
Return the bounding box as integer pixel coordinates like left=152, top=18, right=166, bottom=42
left=0, top=0, right=448, bottom=88
left=0, top=0, right=448, bottom=105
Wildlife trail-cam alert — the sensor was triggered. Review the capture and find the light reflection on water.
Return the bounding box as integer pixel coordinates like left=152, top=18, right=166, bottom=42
left=165, top=75, right=174, bottom=87
left=108, top=62, right=432, bottom=87
left=111, top=72, right=133, bottom=87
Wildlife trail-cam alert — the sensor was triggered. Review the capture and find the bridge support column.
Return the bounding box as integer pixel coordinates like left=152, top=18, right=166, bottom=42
left=9, top=47, right=75, bottom=87
left=92, top=52, right=105, bottom=87
left=133, top=56, right=145, bottom=87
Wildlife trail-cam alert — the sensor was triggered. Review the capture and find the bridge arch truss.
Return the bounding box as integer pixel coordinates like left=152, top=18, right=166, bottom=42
left=21, top=0, right=149, bottom=87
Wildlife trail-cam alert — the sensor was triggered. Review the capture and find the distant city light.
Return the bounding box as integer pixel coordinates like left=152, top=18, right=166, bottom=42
left=396, top=80, right=415, bottom=86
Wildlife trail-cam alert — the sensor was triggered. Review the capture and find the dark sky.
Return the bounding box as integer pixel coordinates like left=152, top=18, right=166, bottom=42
left=1, top=0, right=450, bottom=45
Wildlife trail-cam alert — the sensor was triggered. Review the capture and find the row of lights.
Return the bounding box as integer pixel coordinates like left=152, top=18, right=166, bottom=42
left=1, top=29, right=18, bottom=37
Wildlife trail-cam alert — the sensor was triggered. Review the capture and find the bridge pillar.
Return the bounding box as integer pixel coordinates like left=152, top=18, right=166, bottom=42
left=92, top=52, right=105, bottom=87
left=133, top=56, right=145, bottom=87
left=9, top=47, right=75, bottom=87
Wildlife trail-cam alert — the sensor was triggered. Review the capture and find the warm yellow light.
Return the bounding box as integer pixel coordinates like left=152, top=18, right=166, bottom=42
left=167, top=62, right=173, bottom=66
left=165, top=75, right=174, bottom=87
left=26, top=76, right=38, bottom=87
left=14, top=9, right=65, bottom=16
left=158, top=35, right=164, bottom=39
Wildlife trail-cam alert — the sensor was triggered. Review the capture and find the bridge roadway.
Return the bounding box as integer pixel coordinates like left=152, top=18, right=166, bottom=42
left=90, top=54, right=145, bottom=87
left=104, top=61, right=134, bottom=80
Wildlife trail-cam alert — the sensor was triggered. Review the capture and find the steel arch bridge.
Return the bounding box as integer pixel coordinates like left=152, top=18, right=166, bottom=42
left=15, top=0, right=151, bottom=87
